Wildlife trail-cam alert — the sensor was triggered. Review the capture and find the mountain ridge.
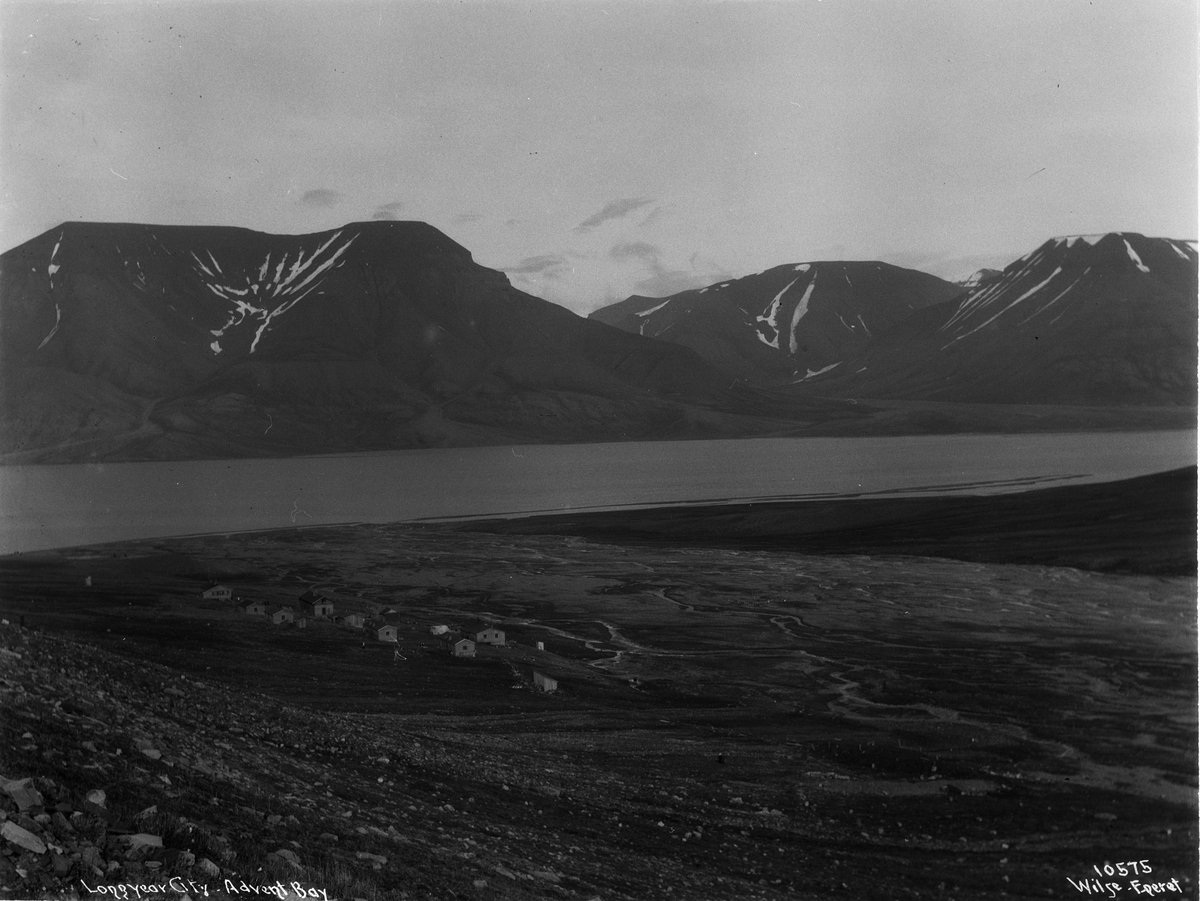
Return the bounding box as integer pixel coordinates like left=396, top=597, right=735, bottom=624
left=589, top=260, right=962, bottom=385
left=797, top=232, right=1198, bottom=405
left=0, top=220, right=847, bottom=462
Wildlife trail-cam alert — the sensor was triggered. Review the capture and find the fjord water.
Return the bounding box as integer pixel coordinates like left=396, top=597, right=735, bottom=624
left=1, top=430, right=1194, bottom=554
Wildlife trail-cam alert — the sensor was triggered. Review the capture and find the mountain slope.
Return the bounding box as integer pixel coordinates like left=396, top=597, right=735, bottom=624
left=0, top=221, right=836, bottom=462
left=589, top=262, right=961, bottom=385
left=798, top=233, right=1198, bottom=405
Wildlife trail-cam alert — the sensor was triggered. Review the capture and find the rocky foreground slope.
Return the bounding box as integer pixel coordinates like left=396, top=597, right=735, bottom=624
left=3, top=622, right=804, bottom=901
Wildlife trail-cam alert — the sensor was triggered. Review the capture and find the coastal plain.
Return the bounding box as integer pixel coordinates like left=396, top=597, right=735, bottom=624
left=0, top=470, right=1195, bottom=900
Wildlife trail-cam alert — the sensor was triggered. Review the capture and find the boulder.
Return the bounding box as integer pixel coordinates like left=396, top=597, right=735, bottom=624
left=122, top=834, right=163, bottom=852
left=1, top=820, right=47, bottom=854
left=197, top=858, right=221, bottom=878
left=1, top=778, right=44, bottom=812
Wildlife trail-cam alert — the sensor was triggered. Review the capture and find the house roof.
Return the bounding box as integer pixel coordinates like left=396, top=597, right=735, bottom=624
left=265, top=605, right=292, bottom=615
left=441, top=634, right=474, bottom=645
left=238, top=600, right=264, bottom=609
left=299, top=591, right=331, bottom=604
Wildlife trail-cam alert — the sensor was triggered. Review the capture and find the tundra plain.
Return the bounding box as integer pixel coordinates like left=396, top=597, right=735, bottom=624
left=0, top=472, right=1196, bottom=900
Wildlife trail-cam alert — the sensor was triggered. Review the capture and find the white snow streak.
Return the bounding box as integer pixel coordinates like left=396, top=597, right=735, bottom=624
left=800, top=361, right=841, bottom=380
left=855, top=314, right=871, bottom=336
left=36, top=303, right=62, bottom=350
left=1019, top=271, right=1086, bottom=324
left=755, top=277, right=801, bottom=351
left=636, top=299, right=671, bottom=317
left=1123, top=239, right=1150, bottom=273
left=190, top=251, right=214, bottom=277
left=1062, top=234, right=1107, bottom=248
left=1168, top=241, right=1192, bottom=261
left=787, top=277, right=817, bottom=354
left=755, top=331, right=778, bottom=349
left=943, top=266, right=1064, bottom=348
left=793, top=263, right=811, bottom=273
left=47, top=233, right=63, bottom=288
left=193, top=230, right=358, bottom=355
left=941, top=250, right=1044, bottom=332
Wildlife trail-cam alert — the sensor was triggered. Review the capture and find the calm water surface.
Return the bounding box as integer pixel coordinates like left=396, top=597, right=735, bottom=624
left=1, top=431, right=1194, bottom=554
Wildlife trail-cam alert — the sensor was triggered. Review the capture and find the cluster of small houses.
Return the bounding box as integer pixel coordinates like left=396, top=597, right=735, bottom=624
left=201, top=584, right=559, bottom=692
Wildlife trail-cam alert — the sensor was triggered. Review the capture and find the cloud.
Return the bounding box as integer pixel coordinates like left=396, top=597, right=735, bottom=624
left=504, top=254, right=569, bottom=276
left=610, top=241, right=661, bottom=263
left=608, top=240, right=733, bottom=297
left=633, top=268, right=729, bottom=297
left=370, top=200, right=404, bottom=219
left=573, top=198, right=654, bottom=233
left=300, top=189, right=342, bottom=207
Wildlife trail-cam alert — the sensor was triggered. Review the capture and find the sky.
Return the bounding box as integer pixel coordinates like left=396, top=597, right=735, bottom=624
left=1, top=0, right=1196, bottom=315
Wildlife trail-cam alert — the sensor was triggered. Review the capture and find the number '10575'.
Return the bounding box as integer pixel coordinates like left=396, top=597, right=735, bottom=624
left=1094, top=861, right=1152, bottom=877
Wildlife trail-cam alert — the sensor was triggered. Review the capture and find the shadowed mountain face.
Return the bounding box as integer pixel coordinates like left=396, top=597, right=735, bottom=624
left=589, top=262, right=962, bottom=385
left=0, top=221, right=836, bottom=462
left=797, top=233, right=1198, bottom=405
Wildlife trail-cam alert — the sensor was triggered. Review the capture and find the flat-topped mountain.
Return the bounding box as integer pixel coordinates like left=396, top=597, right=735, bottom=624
left=798, top=233, right=1198, bottom=405
left=0, top=221, right=830, bottom=462
left=590, top=261, right=961, bottom=386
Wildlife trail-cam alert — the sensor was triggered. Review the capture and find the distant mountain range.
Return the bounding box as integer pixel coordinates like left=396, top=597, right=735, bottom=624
left=794, top=233, right=1198, bottom=405
left=0, top=221, right=843, bottom=462
left=1, top=223, right=1194, bottom=463
left=589, top=262, right=961, bottom=386
left=593, top=232, right=1197, bottom=406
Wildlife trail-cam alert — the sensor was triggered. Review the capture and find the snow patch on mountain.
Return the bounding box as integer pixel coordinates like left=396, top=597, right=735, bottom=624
left=788, top=277, right=817, bottom=354
left=192, top=230, right=358, bottom=355
left=798, top=361, right=841, bottom=381
left=47, top=233, right=63, bottom=289
left=1019, top=271, right=1086, bottom=325
left=1168, top=241, right=1192, bottom=261
left=1123, top=238, right=1151, bottom=273
left=636, top=299, right=671, bottom=317
left=1061, top=234, right=1107, bottom=248
left=942, top=266, right=1064, bottom=348
left=755, top=276, right=801, bottom=351
left=793, top=264, right=811, bottom=273
left=37, top=303, right=62, bottom=350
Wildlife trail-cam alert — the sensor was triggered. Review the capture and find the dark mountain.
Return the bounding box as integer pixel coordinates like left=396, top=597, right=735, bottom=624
left=797, top=233, right=1198, bottom=405
left=589, top=261, right=962, bottom=385
left=0, top=221, right=844, bottom=462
